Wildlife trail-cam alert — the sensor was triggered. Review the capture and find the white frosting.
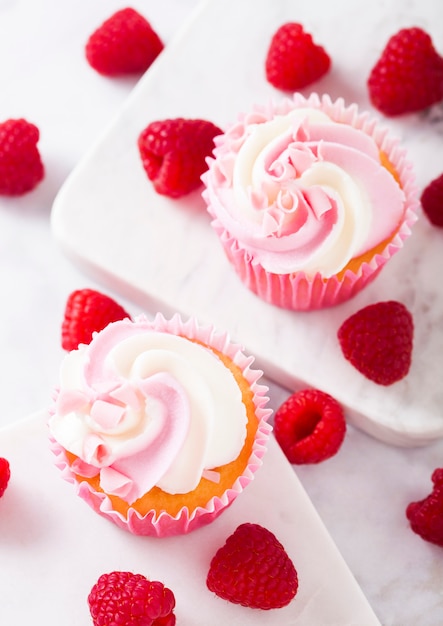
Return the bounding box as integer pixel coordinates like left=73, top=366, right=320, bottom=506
left=205, top=102, right=406, bottom=277
left=49, top=320, right=248, bottom=503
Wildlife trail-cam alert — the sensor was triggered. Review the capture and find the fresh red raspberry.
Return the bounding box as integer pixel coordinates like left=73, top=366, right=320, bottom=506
left=274, top=389, right=346, bottom=464
left=0, top=457, right=11, bottom=498
left=207, top=523, right=298, bottom=610
left=88, top=571, right=176, bottom=626
left=0, top=118, right=44, bottom=196
left=338, top=300, right=414, bottom=386
left=85, top=8, right=164, bottom=76
left=265, top=22, right=331, bottom=91
left=138, top=118, right=222, bottom=198
left=420, top=173, right=443, bottom=227
left=61, top=288, right=130, bottom=351
left=368, top=27, right=443, bottom=116
left=406, top=468, right=443, bottom=547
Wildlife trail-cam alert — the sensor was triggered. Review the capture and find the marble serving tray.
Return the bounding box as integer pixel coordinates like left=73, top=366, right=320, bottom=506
left=51, top=0, right=443, bottom=446
left=0, top=412, right=381, bottom=625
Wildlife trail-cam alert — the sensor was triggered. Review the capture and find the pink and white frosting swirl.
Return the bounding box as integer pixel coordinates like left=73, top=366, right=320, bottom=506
left=204, top=96, right=406, bottom=277
left=48, top=317, right=248, bottom=504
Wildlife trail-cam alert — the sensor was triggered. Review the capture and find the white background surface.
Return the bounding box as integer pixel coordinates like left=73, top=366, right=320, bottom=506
left=0, top=0, right=204, bottom=423
left=1, top=1, right=443, bottom=625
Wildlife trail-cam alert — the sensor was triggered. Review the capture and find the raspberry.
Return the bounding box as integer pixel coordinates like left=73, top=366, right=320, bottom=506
left=85, top=8, right=164, bottom=76
left=61, top=288, right=130, bottom=351
left=338, top=300, right=413, bottom=386
left=0, top=118, right=44, bottom=195
left=368, top=27, right=443, bottom=116
left=88, top=571, right=176, bottom=626
left=207, top=523, right=298, bottom=610
left=406, top=469, right=443, bottom=547
left=265, top=22, right=331, bottom=91
left=273, top=389, right=346, bottom=464
left=138, top=118, right=222, bottom=198
left=420, top=173, right=443, bottom=227
left=0, top=457, right=11, bottom=497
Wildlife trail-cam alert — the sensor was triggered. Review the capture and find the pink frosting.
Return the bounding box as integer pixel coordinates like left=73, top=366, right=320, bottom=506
left=203, top=94, right=407, bottom=278
left=49, top=316, right=253, bottom=505
left=53, top=370, right=191, bottom=503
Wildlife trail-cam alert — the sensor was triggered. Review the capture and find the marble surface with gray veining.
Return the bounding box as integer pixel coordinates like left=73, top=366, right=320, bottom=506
left=52, top=0, right=443, bottom=446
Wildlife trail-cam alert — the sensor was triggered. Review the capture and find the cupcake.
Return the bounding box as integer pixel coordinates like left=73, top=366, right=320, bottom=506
left=48, top=313, right=272, bottom=537
left=203, top=93, right=418, bottom=310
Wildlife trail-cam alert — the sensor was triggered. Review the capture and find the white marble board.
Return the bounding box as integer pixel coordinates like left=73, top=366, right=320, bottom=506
left=0, top=412, right=382, bottom=625
left=51, top=0, right=443, bottom=446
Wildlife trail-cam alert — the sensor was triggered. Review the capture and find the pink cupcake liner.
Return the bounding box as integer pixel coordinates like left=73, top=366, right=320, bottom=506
left=50, top=313, right=272, bottom=537
left=204, top=93, right=419, bottom=311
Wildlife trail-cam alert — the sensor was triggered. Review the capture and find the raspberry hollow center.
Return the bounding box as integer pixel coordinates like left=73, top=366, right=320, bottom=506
left=293, top=410, right=321, bottom=440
